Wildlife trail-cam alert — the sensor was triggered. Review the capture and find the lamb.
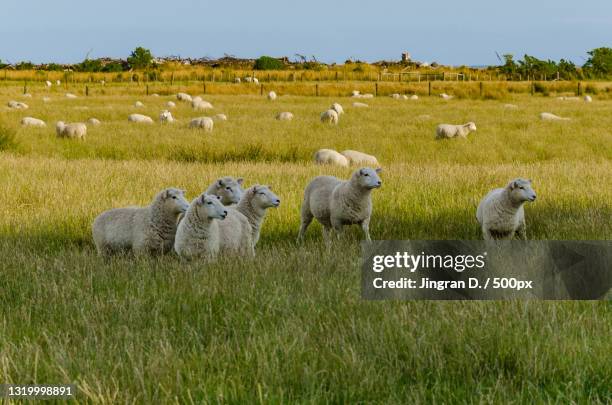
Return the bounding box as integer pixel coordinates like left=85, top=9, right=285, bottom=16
left=298, top=167, right=382, bottom=243
left=213, top=114, right=227, bottom=121
left=314, top=149, right=349, bottom=167
left=87, top=118, right=101, bottom=126
left=584, top=95, right=593, bottom=103
left=233, top=185, right=280, bottom=247
left=177, top=92, right=193, bottom=102
left=320, top=109, right=339, bottom=124
left=189, top=117, right=214, bottom=131
left=331, top=102, right=344, bottom=115
left=540, top=112, right=570, bottom=121
left=340, top=150, right=379, bottom=166
left=134, top=101, right=144, bottom=107
left=21, top=117, right=46, bottom=127
left=166, top=101, right=176, bottom=108
left=128, top=113, right=154, bottom=124
left=268, top=91, right=277, bottom=100
left=205, top=176, right=244, bottom=205
left=160, top=110, right=175, bottom=123
left=65, top=93, right=77, bottom=99
left=56, top=121, right=87, bottom=139
left=276, top=112, right=294, bottom=121
left=173, top=193, right=227, bottom=260
left=476, top=178, right=536, bottom=240
left=352, top=102, right=368, bottom=108
left=7, top=101, right=28, bottom=109
left=436, top=122, right=477, bottom=139
left=192, top=99, right=213, bottom=110
left=93, top=188, right=189, bottom=256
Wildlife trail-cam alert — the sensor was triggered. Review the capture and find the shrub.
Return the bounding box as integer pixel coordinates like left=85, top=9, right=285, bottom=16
left=533, top=82, right=549, bottom=96
left=0, top=122, right=17, bottom=152
left=585, top=84, right=599, bottom=95
left=127, top=47, right=153, bottom=70
left=254, top=56, right=284, bottom=70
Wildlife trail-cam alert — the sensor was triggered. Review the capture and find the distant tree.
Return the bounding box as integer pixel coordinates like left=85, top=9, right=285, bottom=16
left=254, top=56, right=284, bottom=70
left=499, top=54, right=517, bottom=75
left=15, top=61, right=34, bottom=70
left=76, top=58, right=103, bottom=72
left=583, top=47, right=612, bottom=77
left=0, top=59, right=7, bottom=69
left=102, top=62, right=125, bottom=72
left=46, top=63, right=63, bottom=71
left=127, top=47, right=153, bottom=69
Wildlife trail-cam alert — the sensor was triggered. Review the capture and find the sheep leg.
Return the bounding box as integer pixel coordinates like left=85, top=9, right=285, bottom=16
left=331, top=218, right=344, bottom=240
left=482, top=227, right=495, bottom=241
left=322, top=226, right=333, bottom=246
left=516, top=220, right=527, bottom=240
left=297, top=203, right=314, bottom=242
left=360, top=219, right=371, bottom=242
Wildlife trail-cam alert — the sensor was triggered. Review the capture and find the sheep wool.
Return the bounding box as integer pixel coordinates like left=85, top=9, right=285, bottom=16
left=205, top=177, right=245, bottom=206
left=340, top=150, right=379, bottom=166
left=189, top=117, right=214, bottom=131
left=276, top=112, right=294, bottom=121
left=128, top=114, right=154, bottom=124
left=56, top=121, right=87, bottom=139
left=160, top=110, right=175, bottom=123
left=331, top=102, right=344, bottom=115
left=21, top=117, right=46, bottom=127
left=314, top=149, right=349, bottom=167
left=177, top=92, right=193, bottom=102
left=321, top=109, right=339, bottom=124
left=436, top=122, right=477, bottom=139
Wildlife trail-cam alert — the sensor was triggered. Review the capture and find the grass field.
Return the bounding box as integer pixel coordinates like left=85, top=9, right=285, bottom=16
left=1, top=85, right=611, bottom=403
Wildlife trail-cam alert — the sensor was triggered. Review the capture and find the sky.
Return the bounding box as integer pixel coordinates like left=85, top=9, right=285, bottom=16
left=1, top=0, right=610, bottom=66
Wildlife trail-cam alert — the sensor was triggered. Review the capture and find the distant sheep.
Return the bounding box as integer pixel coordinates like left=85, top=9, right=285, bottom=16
left=314, top=149, right=349, bottom=167
left=439, top=93, right=453, bottom=99
left=134, top=101, right=144, bottom=107
left=23, top=93, right=32, bottom=98
left=177, top=92, right=193, bottom=102
left=504, top=103, right=518, bottom=109
left=244, top=77, right=253, bottom=83
left=56, top=121, right=87, bottom=139
left=253, top=78, right=259, bottom=84
left=235, top=77, right=241, bottom=83
left=55, top=80, right=61, bottom=86
left=21, top=117, right=46, bottom=127
left=42, top=97, right=51, bottom=103
left=557, top=96, right=580, bottom=101
left=189, top=117, right=214, bottom=131
left=351, top=90, right=360, bottom=97
left=320, top=109, right=339, bottom=124
left=436, top=122, right=477, bottom=139
left=65, top=93, right=77, bottom=99
left=7, top=101, right=28, bottom=109
left=128, top=113, right=154, bottom=124
left=276, top=112, right=294, bottom=121
left=160, top=110, right=175, bottom=123
left=476, top=178, right=536, bottom=240
left=45, top=80, right=52, bottom=87
left=391, top=93, right=401, bottom=99
left=340, top=150, right=379, bottom=166
left=213, top=114, right=228, bottom=121
left=352, top=102, right=368, bottom=108
left=192, top=99, right=213, bottom=110
left=93, top=188, right=189, bottom=256
left=87, top=118, right=101, bottom=126
left=206, top=176, right=244, bottom=205
left=331, top=102, right=344, bottom=115
left=410, top=95, right=419, bottom=100
left=268, top=91, right=277, bottom=100
left=150, top=93, right=158, bottom=97
left=166, top=101, right=176, bottom=108
left=540, top=112, right=570, bottom=121
left=298, top=167, right=382, bottom=243
left=361, top=93, right=374, bottom=99
left=584, top=95, right=593, bottom=103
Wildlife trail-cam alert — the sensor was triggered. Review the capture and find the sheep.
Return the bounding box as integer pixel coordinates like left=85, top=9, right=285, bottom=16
left=189, top=117, right=214, bottom=131
left=65, top=93, right=77, bottom=99
left=352, top=102, right=369, bottom=108
left=314, top=149, right=349, bottom=167
left=56, top=80, right=61, bottom=86
left=233, top=185, right=280, bottom=247
left=476, top=178, right=536, bottom=240
left=436, top=122, right=477, bottom=139
left=298, top=167, right=382, bottom=243
left=584, top=95, right=593, bottom=103
left=45, top=80, right=52, bottom=87
left=540, top=112, right=570, bottom=121
left=361, top=93, right=374, bottom=99
left=391, top=93, right=401, bottom=99
left=268, top=91, right=277, bottom=100
left=216, top=208, right=255, bottom=257
left=192, top=99, right=213, bottom=110
left=253, top=78, right=259, bottom=84
left=351, top=90, right=360, bottom=97
left=42, top=97, right=51, bottom=103
left=205, top=177, right=244, bottom=205
left=321, top=109, right=339, bottom=124
left=340, top=150, right=379, bottom=166
left=93, top=188, right=189, bottom=256
left=177, top=92, right=193, bottom=102
left=235, top=77, right=241, bottom=83
left=56, top=121, right=87, bottom=139
left=21, top=117, right=46, bottom=127
left=23, top=93, right=32, bottom=98
left=331, top=102, right=344, bottom=115
left=440, top=93, right=453, bottom=99
left=504, top=103, right=518, bottom=109
left=160, top=110, right=175, bottom=123
left=166, top=101, right=176, bottom=108
left=410, top=95, right=419, bottom=100
left=557, top=96, right=580, bottom=101
left=7, top=101, right=28, bottom=109
left=87, top=118, right=101, bottom=126
left=150, top=93, right=158, bottom=97
left=244, top=77, right=253, bottom=83
left=192, top=96, right=203, bottom=103
left=276, top=112, right=294, bottom=121
left=213, top=113, right=228, bottom=121
left=134, top=101, right=144, bottom=107
left=173, top=193, right=227, bottom=260
left=128, top=113, right=154, bottom=124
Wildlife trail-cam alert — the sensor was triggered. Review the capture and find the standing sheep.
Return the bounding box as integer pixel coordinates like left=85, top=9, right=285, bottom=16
left=160, top=110, right=175, bottom=123
left=128, top=114, right=154, bottom=124
left=321, top=109, right=339, bottom=124
left=166, top=101, right=176, bottom=108
left=45, top=80, right=52, bottom=87
left=331, top=102, right=344, bottom=115
left=21, top=117, right=46, bottom=127
left=192, top=99, right=213, bottom=110
left=56, top=121, right=87, bottom=139
left=298, top=167, right=382, bottom=243
left=234, top=77, right=241, bottom=83
left=584, top=95, right=593, bottom=103
left=410, top=95, right=419, bottom=100
left=340, top=150, right=379, bottom=166
left=234, top=185, right=281, bottom=247
left=268, top=91, right=277, bottom=100
left=314, top=149, right=349, bottom=167
left=177, top=92, right=193, bottom=102
left=439, top=93, right=453, bottom=99
left=93, top=188, right=189, bottom=256
left=205, top=177, right=245, bottom=205
left=189, top=117, right=214, bottom=131
left=436, top=122, right=477, bottom=139
left=476, top=179, right=537, bottom=240
left=276, top=112, right=294, bottom=121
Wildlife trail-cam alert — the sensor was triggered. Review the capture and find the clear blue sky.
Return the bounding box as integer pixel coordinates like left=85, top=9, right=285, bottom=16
left=1, top=0, right=610, bottom=66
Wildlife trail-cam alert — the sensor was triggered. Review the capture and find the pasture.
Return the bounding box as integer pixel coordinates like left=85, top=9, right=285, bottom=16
left=0, top=83, right=611, bottom=403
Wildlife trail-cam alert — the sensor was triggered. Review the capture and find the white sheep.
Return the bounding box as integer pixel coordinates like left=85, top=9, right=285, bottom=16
left=331, top=102, right=344, bottom=115
left=476, top=178, right=536, bottom=240
left=213, top=114, right=227, bottom=121
left=584, top=95, right=593, bottom=103
left=276, top=112, right=294, bottom=121
left=244, top=77, right=253, bottom=83
left=321, top=109, right=339, bottom=124
left=160, top=110, right=175, bottom=123
left=177, top=92, right=193, bottom=102
left=440, top=93, right=453, bottom=99
left=410, top=95, right=419, bottom=100
left=128, top=113, right=154, bottom=124
left=42, top=97, right=51, bottom=103
left=216, top=208, right=255, bottom=257
left=45, top=80, right=52, bottom=87
left=87, top=118, right=101, bottom=126
left=314, top=149, right=349, bottom=167
left=268, top=91, right=277, bottom=101
left=134, top=101, right=144, bottom=107
left=23, top=93, right=32, bottom=98
left=361, top=93, right=374, bottom=99
left=189, top=117, right=214, bottom=131
left=56, top=80, right=61, bottom=86
left=56, top=121, right=87, bottom=139
left=352, top=102, right=368, bottom=108
left=298, top=167, right=382, bottom=243
left=436, top=122, right=477, bottom=139
left=65, top=93, right=77, bottom=99
left=391, top=93, right=401, bottom=99
left=150, top=92, right=158, bottom=96
left=21, top=117, right=46, bottom=127
left=340, top=150, right=379, bottom=166
left=205, top=176, right=244, bottom=205
left=557, top=96, right=580, bottom=101
left=233, top=185, right=280, bottom=247
left=351, top=90, right=360, bottom=97
left=235, top=77, right=241, bottom=83
left=192, top=96, right=203, bottom=103
left=174, top=193, right=227, bottom=260
left=166, top=101, right=176, bottom=109
left=253, top=78, right=259, bottom=84
left=504, top=103, right=518, bottom=109
left=540, top=112, right=570, bottom=121
left=8, top=101, right=28, bottom=109
left=192, top=99, right=213, bottom=110
left=93, top=188, right=189, bottom=256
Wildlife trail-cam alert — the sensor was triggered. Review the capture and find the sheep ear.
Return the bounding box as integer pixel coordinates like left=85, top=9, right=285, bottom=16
left=252, top=185, right=259, bottom=193
left=509, top=181, right=518, bottom=190
left=359, top=169, right=364, bottom=176
left=217, top=179, right=224, bottom=188
left=237, top=178, right=244, bottom=185
left=197, top=195, right=206, bottom=205
left=375, top=167, right=383, bottom=173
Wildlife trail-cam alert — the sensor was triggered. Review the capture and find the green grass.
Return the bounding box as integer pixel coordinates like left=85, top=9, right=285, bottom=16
left=0, top=87, right=611, bottom=403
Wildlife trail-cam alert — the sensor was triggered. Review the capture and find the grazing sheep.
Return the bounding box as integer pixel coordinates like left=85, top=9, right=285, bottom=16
left=476, top=178, right=536, bottom=240
left=436, top=122, right=477, bottom=139
left=340, top=150, right=379, bottom=166
left=93, top=188, right=189, bottom=256
left=205, top=177, right=244, bottom=205
left=352, top=102, right=368, bottom=108
left=128, top=113, right=154, bottom=124
left=189, top=117, right=214, bottom=131
left=45, top=80, right=52, bottom=87
left=361, top=93, right=374, bottom=99
left=276, top=112, right=294, bottom=121
left=584, top=95, right=593, bottom=103
left=177, top=92, right=193, bottom=102
left=174, top=193, right=227, bottom=260
left=56, top=121, right=87, bottom=139
left=213, top=114, right=227, bottom=121
left=134, top=101, right=144, bottom=107
left=235, top=77, right=241, bottom=83
left=87, top=118, right=101, bottom=126
left=65, top=93, right=77, bottom=99
left=410, top=95, right=419, bottom=100
left=160, top=110, right=175, bottom=123
left=504, top=103, right=518, bottom=109
left=234, top=185, right=280, bottom=247
left=321, top=109, right=339, bottom=124
left=7, top=101, right=28, bottom=109
left=391, top=93, right=401, bottom=99
left=298, top=167, right=382, bottom=243
left=192, top=99, right=213, bottom=110
left=253, top=78, right=259, bottom=84
left=244, top=77, right=253, bottom=83
left=166, top=101, right=176, bottom=108
left=331, top=102, right=344, bottom=115
left=351, top=90, right=360, bottom=97
left=540, top=112, right=570, bottom=121
left=21, top=117, right=46, bottom=127
left=314, top=149, right=349, bottom=167
left=268, top=91, right=277, bottom=100
left=439, top=93, right=453, bottom=99
left=192, top=96, right=203, bottom=103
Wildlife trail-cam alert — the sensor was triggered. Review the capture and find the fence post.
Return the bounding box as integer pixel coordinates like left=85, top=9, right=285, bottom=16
left=260, top=84, right=264, bottom=96
left=315, top=83, right=319, bottom=97
left=531, top=82, right=535, bottom=96
left=170, top=72, right=174, bottom=86
left=203, top=82, right=206, bottom=94
left=428, top=81, right=431, bottom=96
left=479, top=82, right=483, bottom=97
left=375, top=82, right=378, bottom=97
left=24, top=82, right=27, bottom=95
left=86, top=85, right=89, bottom=96
left=577, top=82, right=581, bottom=96
left=146, top=85, right=149, bottom=96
